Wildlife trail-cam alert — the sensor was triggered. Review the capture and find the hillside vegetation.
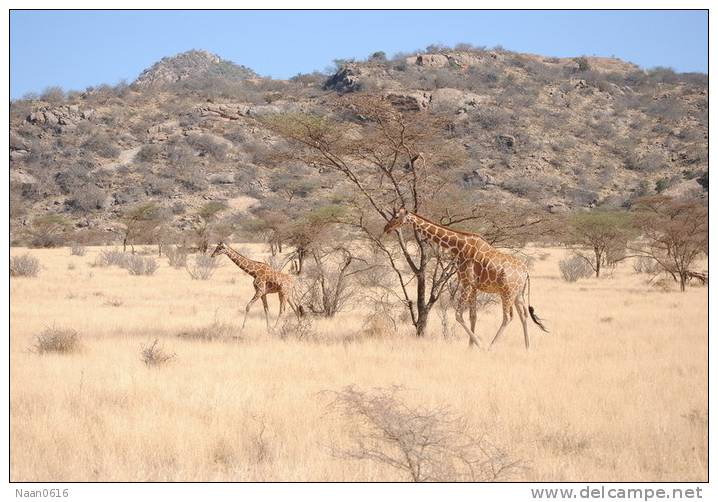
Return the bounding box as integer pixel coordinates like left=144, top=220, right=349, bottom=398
left=10, top=46, right=707, bottom=247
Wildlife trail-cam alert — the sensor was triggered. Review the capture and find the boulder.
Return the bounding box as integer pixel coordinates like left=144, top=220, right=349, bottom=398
left=462, top=169, right=495, bottom=188
left=496, top=134, right=516, bottom=152
left=208, top=173, right=235, bottom=185
left=546, top=200, right=569, bottom=214
left=414, top=54, right=449, bottom=68
left=430, top=88, right=487, bottom=113
left=386, top=92, right=430, bottom=112
left=323, top=64, right=362, bottom=93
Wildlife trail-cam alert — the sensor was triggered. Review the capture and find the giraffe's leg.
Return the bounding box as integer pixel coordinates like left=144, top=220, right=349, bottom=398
left=489, top=294, right=514, bottom=348
left=455, top=289, right=482, bottom=348
left=241, top=291, right=263, bottom=330
left=515, top=297, right=530, bottom=350
left=261, top=295, right=270, bottom=330
left=286, top=297, right=300, bottom=319
left=274, top=292, right=287, bottom=327
left=469, top=297, right=477, bottom=336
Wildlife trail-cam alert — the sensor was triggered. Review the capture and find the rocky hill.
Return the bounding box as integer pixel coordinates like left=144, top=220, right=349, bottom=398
left=10, top=47, right=707, bottom=246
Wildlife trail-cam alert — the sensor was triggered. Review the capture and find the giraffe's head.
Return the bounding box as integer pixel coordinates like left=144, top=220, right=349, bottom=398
left=210, top=241, right=228, bottom=258
left=383, top=207, right=409, bottom=235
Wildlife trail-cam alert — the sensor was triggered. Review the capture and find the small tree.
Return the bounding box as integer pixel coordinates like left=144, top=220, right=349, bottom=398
left=631, top=196, right=707, bottom=291
left=564, top=211, right=634, bottom=278
left=192, top=201, right=228, bottom=253
left=574, top=56, right=591, bottom=72
left=29, top=214, right=71, bottom=247
left=119, top=202, right=163, bottom=254
left=326, top=386, right=520, bottom=482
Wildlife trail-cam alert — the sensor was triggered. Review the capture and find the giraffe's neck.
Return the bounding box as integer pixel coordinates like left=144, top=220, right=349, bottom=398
left=221, top=246, right=261, bottom=277
left=406, top=213, right=492, bottom=256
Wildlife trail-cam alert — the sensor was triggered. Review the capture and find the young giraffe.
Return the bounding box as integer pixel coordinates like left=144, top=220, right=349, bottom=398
left=210, top=242, right=299, bottom=330
left=383, top=208, right=547, bottom=349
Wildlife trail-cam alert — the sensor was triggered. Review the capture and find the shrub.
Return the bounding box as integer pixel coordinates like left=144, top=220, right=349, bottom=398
left=10, top=254, right=40, bottom=277
left=33, top=327, right=81, bottom=354
left=30, top=214, right=70, bottom=248
left=82, top=133, right=120, bottom=159
left=94, top=249, right=130, bottom=268
left=70, top=244, right=86, bottom=256
left=165, top=245, right=188, bottom=268
left=67, top=185, right=108, bottom=212
left=140, top=339, right=175, bottom=367
left=176, top=321, right=238, bottom=342
left=558, top=255, right=594, bottom=282
left=186, top=133, right=228, bottom=161
left=124, top=255, right=159, bottom=276
left=40, top=86, right=65, bottom=103
left=633, top=256, right=661, bottom=275
left=136, top=144, right=163, bottom=163
left=325, top=386, right=521, bottom=482
left=186, top=254, right=218, bottom=280
left=655, top=178, right=671, bottom=194
left=574, top=56, right=591, bottom=72
left=277, top=316, right=314, bottom=340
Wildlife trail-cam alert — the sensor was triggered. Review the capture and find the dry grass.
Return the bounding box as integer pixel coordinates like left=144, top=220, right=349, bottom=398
left=10, top=244, right=707, bottom=481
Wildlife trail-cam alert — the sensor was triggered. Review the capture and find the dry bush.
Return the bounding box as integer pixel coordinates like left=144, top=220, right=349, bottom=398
left=186, top=254, right=219, bottom=280
left=176, top=321, right=239, bottom=342
left=94, top=249, right=129, bottom=268
left=10, top=254, right=40, bottom=277
left=277, top=316, right=314, bottom=340
left=70, top=244, right=86, bottom=256
left=360, top=312, right=396, bottom=340
left=559, top=255, right=594, bottom=282
left=633, top=256, right=662, bottom=275
left=32, top=327, right=81, bottom=354
left=124, top=255, right=159, bottom=276
left=651, top=275, right=677, bottom=292
left=325, top=386, right=521, bottom=482
left=165, top=245, right=189, bottom=268
left=140, top=339, right=175, bottom=367
left=103, top=298, right=123, bottom=307
left=244, top=414, right=273, bottom=464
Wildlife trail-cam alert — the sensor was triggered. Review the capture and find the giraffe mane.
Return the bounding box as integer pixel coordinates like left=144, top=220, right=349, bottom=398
left=409, top=212, right=485, bottom=239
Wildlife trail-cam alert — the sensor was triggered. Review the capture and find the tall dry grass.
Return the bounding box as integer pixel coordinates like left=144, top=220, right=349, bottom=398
left=9, top=245, right=707, bottom=481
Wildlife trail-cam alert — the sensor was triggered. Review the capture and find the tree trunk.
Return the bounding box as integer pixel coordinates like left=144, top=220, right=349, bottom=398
left=594, top=248, right=601, bottom=278
left=415, top=304, right=430, bottom=338
left=680, top=273, right=687, bottom=292
left=414, top=269, right=428, bottom=337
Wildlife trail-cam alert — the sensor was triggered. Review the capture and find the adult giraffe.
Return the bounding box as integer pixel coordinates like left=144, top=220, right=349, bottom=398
left=210, top=242, right=299, bottom=330
left=383, top=208, right=547, bottom=349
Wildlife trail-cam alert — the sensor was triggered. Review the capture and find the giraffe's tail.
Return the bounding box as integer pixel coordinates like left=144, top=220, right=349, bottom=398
left=527, top=275, right=549, bottom=333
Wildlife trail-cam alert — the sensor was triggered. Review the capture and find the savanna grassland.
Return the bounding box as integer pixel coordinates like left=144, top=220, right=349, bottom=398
left=10, top=244, right=707, bottom=482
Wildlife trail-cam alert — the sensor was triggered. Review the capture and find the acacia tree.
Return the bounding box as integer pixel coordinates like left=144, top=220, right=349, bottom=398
left=631, top=196, right=707, bottom=291
left=29, top=214, right=71, bottom=248
left=287, top=205, right=376, bottom=316
left=119, top=202, right=163, bottom=254
left=193, top=201, right=229, bottom=253
left=265, top=95, right=467, bottom=336
left=563, top=211, right=635, bottom=278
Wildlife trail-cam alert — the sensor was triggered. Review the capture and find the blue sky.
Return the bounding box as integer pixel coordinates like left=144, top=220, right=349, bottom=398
left=10, top=10, right=708, bottom=99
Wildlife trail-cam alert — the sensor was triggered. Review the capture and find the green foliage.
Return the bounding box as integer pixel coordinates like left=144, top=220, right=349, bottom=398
left=697, top=171, right=708, bottom=191
left=30, top=214, right=71, bottom=247
left=655, top=178, right=671, bottom=193
left=198, top=201, right=227, bottom=222
left=574, top=56, right=591, bottom=72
